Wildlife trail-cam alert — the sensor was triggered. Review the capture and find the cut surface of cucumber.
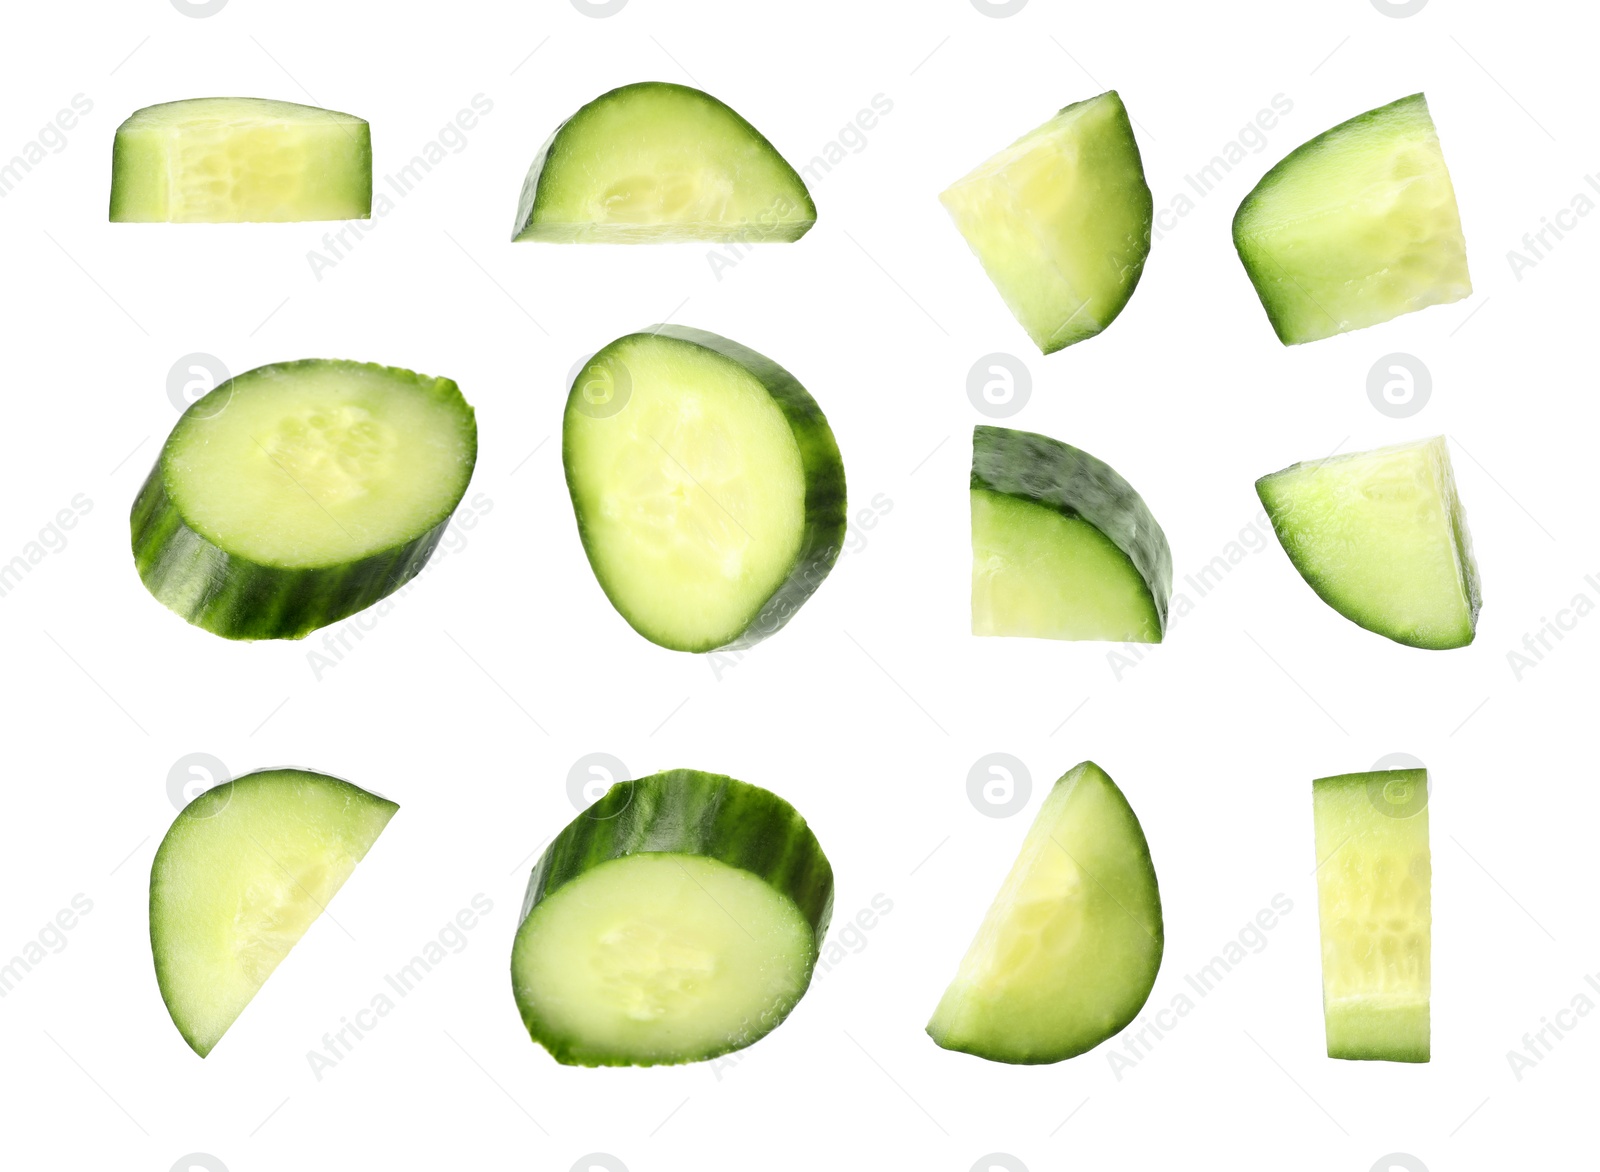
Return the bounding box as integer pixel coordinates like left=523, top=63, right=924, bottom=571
left=513, top=82, right=815, bottom=243
left=929, top=761, right=1162, bottom=1064
left=1312, top=768, right=1430, bottom=1062
left=150, top=768, right=397, bottom=1057
left=564, top=326, right=845, bottom=652
left=111, top=97, right=371, bottom=223
left=132, top=359, right=477, bottom=641
left=1233, top=93, right=1470, bottom=345
left=972, top=425, right=1170, bottom=642
left=511, top=769, right=833, bottom=1067
left=1256, top=437, right=1479, bottom=649
left=941, top=90, right=1152, bottom=354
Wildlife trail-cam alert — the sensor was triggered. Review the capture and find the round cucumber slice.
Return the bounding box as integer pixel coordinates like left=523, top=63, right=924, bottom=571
left=110, top=97, right=372, bottom=224
left=928, top=761, right=1163, bottom=1065
left=563, top=326, right=846, bottom=652
left=150, top=768, right=397, bottom=1058
left=511, top=769, right=834, bottom=1067
left=512, top=82, right=815, bottom=243
left=131, top=359, right=477, bottom=641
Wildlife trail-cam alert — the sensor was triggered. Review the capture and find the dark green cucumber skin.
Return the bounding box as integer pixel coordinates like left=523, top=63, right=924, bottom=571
left=972, top=424, right=1172, bottom=635
left=130, top=359, right=476, bottom=642
left=565, top=325, right=847, bottom=653
left=513, top=81, right=816, bottom=242
left=514, top=768, right=835, bottom=1067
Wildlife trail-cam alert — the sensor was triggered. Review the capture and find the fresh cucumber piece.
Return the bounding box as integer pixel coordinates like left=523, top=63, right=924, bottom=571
left=971, top=425, right=1170, bottom=642
left=929, top=761, right=1162, bottom=1064
left=513, top=82, right=815, bottom=243
left=511, top=769, right=833, bottom=1067
left=1233, top=94, right=1470, bottom=345
left=110, top=97, right=371, bottom=223
left=563, top=326, right=845, bottom=652
left=132, top=359, right=477, bottom=641
left=941, top=90, right=1152, bottom=354
left=1256, top=437, right=1480, bottom=650
left=1312, top=768, right=1430, bottom=1062
left=151, top=768, right=397, bottom=1058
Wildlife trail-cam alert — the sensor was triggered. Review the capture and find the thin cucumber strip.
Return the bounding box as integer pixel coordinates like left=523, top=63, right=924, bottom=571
left=511, top=769, right=833, bottom=1067
left=111, top=97, right=371, bottom=223
left=131, top=359, right=477, bottom=641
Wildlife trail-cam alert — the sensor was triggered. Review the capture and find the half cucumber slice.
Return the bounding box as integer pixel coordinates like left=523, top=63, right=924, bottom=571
left=1233, top=93, right=1470, bottom=345
left=563, top=326, right=845, bottom=652
left=941, top=90, right=1153, bottom=354
left=513, top=82, right=815, bottom=243
left=1256, top=437, right=1480, bottom=649
left=110, top=97, right=371, bottom=223
left=151, top=768, right=397, bottom=1057
left=511, top=769, right=833, bottom=1067
left=1312, top=768, right=1430, bottom=1062
left=132, top=359, right=477, bottom=641
left=972, top=425, right=1170, bottom=642
left=929, top=761, right=1162, bottom=1064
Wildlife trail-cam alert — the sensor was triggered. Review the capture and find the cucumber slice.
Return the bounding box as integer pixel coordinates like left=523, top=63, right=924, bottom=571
left=511, top=769, right=833, bottom=1067
left=1312, top=768, right=1430, bottom=1062
left=132, top=359, right=477, bottom=641
left=1256, top=437, right=1480, bottom=650
left=110, top=97, right=371, bottom=223
left=563, top=326, right=845, bottom=652
left=940, top=90, right=1153, bottom=354
left=512, top=82, right=815, bottom=243
left=1232, top=94, right=1471, bottom=345
left=971, top=425, right=1170, bottom=642
left=928, top=761, right=1162, bottom=1064
left=150, top=768, right=397, bottom=1058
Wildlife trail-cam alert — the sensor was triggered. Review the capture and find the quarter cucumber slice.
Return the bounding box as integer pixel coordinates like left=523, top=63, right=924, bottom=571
left=150, top=768, right=397, bottom=1057
left=132, top=359, right=477, bottom=641
left=511, top=769, right=833, bottom=1067
left=110, top=97, right=371, bottom=223
left=1233, top=93, right=1470, bottom=344
left=513, top=82, right=815, bottom=243
left=1256, top=437, right=1480, bottom=649
left=1312, top=768, right=1430, bottom=1062
left=972, top=425, right=1170, bottom=642
left=563, top=326, right=845, bottom=652
left=941, top=90, right=1153, bottom=354
left=929, top=761, right=1162, bottom=1064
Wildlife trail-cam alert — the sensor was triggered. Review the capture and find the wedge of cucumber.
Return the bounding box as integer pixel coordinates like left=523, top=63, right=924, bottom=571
left=941, top=91, right=1152, bottom=354
left=1233, top=94, right=1471, bottom=345
left=929, top=761, right=1162, bottom=1064
left=1312, top=768, right=1431, bottom=1062
left=513, top=82, right=815, bottom=243
left=511, top=769, right=833, bottom=1067
left=132, top=359, right=477, bottom=641
left=151, top=768, right=397, bottom=1057
left=110, top=97, right=371, bottom=223
left=1257, top=437, right=1480, bottom=649
left=564, top=326, right=845, bottom=652
left=972, top=425, right=1170, bottom=642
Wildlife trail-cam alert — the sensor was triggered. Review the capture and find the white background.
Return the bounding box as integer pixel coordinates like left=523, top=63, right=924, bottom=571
left=0, top=0, right=1592, bottom=1169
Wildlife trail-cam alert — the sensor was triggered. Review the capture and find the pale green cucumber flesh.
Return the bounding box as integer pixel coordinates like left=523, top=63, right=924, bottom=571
left=514, top=82, right=815, bottom=242
left=929, top=761, right=1163, bottom=1064
left=563, top=327, right=845, bottom=652
left=1233, top=93, right=1470, bottom=345
left=110, top=97, right=371, bottom=223
left=971, top=425, right=1169, bottom=642
left=150, top=768, right=397, bottom=1057
left=941, top=90, right=1152, bottom=354
left=1256, top=436, right=1479, bottom=649
left=1312, top=769, right=1431, bottom=1063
